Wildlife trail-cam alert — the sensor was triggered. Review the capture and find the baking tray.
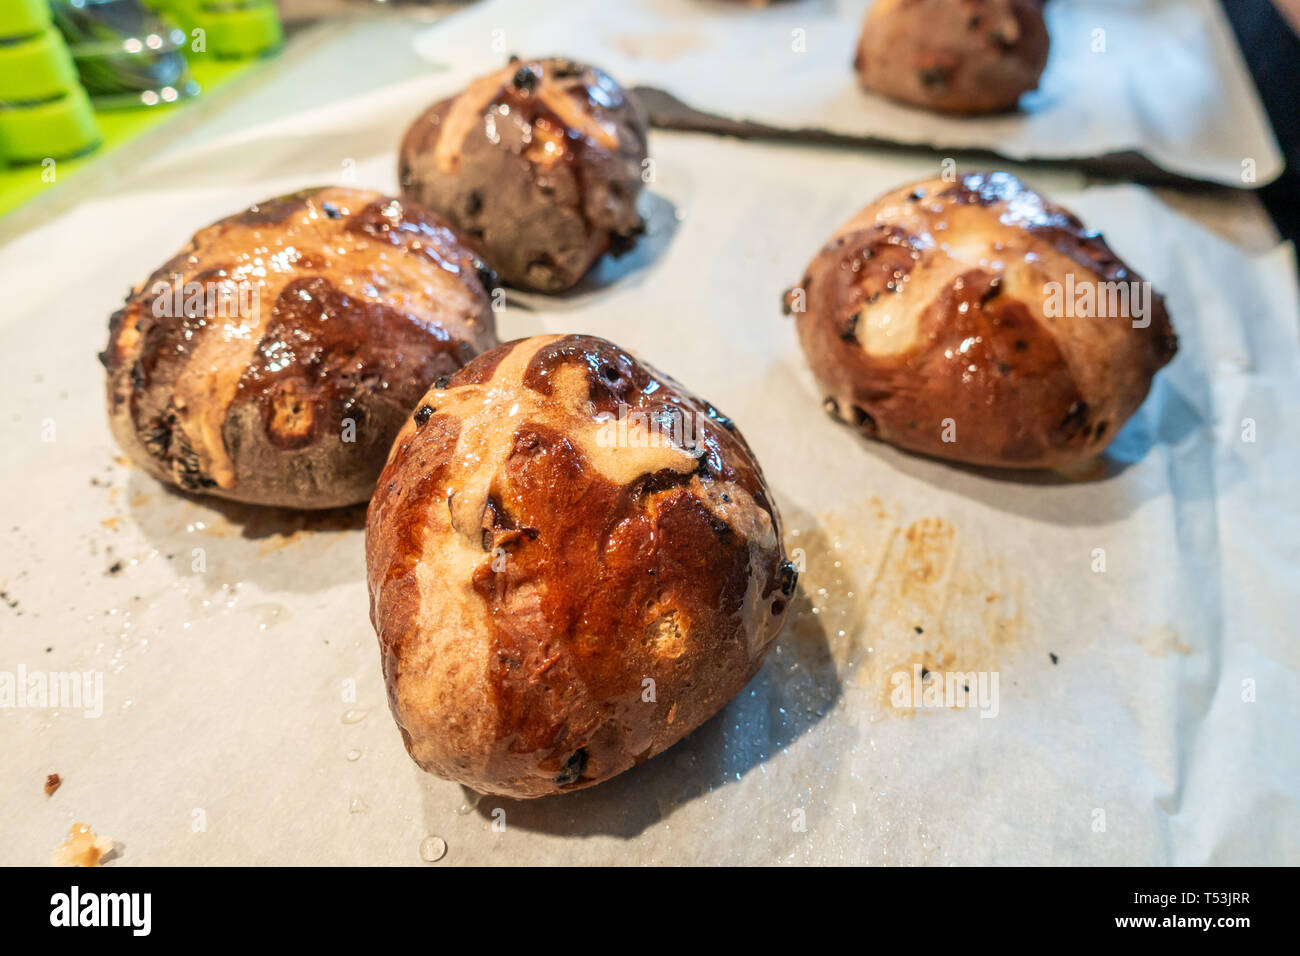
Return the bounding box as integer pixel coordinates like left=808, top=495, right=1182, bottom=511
left=413, top=0, right=1285, bottom=189
left=1, top=10, right=1297, bottom=866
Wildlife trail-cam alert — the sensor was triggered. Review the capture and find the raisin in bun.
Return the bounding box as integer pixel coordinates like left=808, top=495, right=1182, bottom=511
left=366, top=334, right=796, bottom=797
left=855, top=0, right=1050, bottom=115
left=399, top=57, right=648, bottom=293
left=101, top=187, right=498, bottom=509
left=787, top=172, right=1177, bottom=469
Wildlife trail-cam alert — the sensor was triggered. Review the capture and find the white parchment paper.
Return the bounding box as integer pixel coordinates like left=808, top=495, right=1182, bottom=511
left=412, top=0, right=1283, bottom=187
left=0, top=13, right=1297, bottom=865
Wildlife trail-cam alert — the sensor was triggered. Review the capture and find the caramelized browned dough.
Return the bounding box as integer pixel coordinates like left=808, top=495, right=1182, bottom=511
left=855, top=0, right=1050, bottom=115
left=788, top=173, right=1177, bottom=469
left=100, top=187, right=498, bottom=509
left=399, top=57, right=648, bottom=293
left=366, top=335, right=796, bottom=797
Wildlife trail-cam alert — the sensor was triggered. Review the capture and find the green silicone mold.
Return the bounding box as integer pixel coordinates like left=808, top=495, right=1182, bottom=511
left=0, top=0, right=55, bottom=39
left=0, top=85, right=101, bottom=162
left=0, top=28, right=80, bottom=104
left=152, top=1, right=282, bottom=59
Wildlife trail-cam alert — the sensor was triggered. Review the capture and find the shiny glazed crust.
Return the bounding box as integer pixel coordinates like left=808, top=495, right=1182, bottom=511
left=366, top=334, right=796, bottom=797
left=399, top=57, right=648, bottom=293
left=855, top=0, right=1050, bottom=115
left=100, top=187, right=498, bottom=509
left=788, top=173, right=1178, bottom=469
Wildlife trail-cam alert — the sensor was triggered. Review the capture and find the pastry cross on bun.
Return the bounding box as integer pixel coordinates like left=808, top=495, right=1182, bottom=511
left=100, top=186, right=498, bottom=509
left=399, top=57, right=649, bottom=293
left=855, top=0, right=1050, bottom=115
left=788, top=172, right=1178, bottom=469
left=366, top=334, right=796, bottom=798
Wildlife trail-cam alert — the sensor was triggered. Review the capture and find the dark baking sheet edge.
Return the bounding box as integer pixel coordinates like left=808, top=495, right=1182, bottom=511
left=632, top=86, right=1271, bottom=193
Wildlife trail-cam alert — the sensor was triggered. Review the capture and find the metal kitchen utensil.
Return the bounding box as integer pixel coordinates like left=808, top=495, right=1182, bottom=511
left=51, top=0, right=200, bottom=108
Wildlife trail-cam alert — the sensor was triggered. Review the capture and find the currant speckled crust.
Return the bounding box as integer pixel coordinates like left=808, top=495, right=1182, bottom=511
left=100, top=186, right=498, bottom=509
left=365, top=334, right=796, bottom=798
left=788, top=172, right=1177, bottom=469
left=855, top=0, right=1050, bottom=115
left=399, top=57, right=648, bottom=293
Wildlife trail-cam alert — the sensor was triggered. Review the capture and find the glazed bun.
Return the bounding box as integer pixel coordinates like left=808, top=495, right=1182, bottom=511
left=366, top=334, right=796, bottom=797
left=787, top=172, right=1177, bottom=470
left=101, top=187, right=498, bottom=509
left=399, top=57, right=648, bottom=293
left=855, top=0, right=1050, bottom=115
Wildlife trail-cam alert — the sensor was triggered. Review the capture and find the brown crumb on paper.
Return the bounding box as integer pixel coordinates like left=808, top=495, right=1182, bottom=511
left=1139, top=624, right=1191, bottom=658
left=44, top=773, right=61, bottom=796
left=785, top=500, right=1029, bottom=715
left=53, top=822, right=114, bottom=867
left=611, top=32, right=707, bottom=62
